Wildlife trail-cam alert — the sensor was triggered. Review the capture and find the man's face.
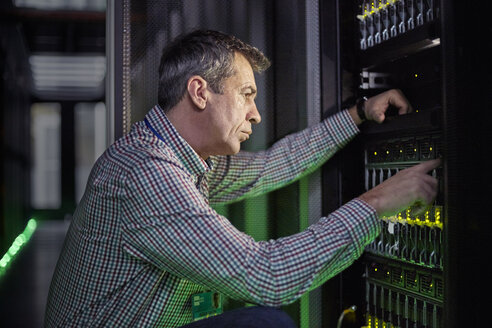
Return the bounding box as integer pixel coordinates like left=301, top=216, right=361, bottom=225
left=204, top=52, right=261, bottom=156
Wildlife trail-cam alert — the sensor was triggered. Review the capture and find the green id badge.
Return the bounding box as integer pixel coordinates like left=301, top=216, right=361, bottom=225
left=191, top=291, right=223, bottom=321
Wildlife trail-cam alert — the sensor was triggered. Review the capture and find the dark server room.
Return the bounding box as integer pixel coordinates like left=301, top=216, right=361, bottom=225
left=0, top=0, right=491, bottom=327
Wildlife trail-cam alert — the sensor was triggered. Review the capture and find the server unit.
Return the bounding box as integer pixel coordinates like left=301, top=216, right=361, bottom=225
left=321, top=0, right=492, bottom=327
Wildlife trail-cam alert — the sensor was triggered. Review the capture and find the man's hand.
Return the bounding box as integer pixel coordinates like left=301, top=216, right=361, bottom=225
left=349, top=89, right=413, bottom=125
left=358, top=159, right=441, bottom=217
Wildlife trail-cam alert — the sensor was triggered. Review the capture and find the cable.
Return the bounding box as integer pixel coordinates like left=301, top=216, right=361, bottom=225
left=337, top=305, right=357, bottom=328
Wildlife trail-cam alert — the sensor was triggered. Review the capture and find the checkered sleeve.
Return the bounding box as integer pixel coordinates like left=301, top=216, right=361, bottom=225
left=120, top=155, right=380, bottom=307
left=208, top=109, right=359, bottom=204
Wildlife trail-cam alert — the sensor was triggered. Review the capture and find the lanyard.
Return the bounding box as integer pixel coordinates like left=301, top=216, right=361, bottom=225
left=144, top=118, right=166, bottom=143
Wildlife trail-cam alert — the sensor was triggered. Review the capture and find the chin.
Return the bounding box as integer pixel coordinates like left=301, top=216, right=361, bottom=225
left=226, top=147, right=241, bottom=156
left=224, top=143, right=241, bottom=156
left=213, top=140, right=241, bottom=156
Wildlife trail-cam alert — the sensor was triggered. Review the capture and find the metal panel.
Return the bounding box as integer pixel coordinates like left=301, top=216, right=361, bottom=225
left=105, top=0, right=123, bottom=144
left=304, top=2, right=323, bottom=328
left=441, top=1, right=492, bottom=327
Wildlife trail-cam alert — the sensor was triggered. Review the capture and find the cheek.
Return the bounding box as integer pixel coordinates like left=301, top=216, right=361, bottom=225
left=213, top=96, right=246, bottom=137
left=233, top=97, right=249, bottom=122
left=226, top=107, right=245, bottom=132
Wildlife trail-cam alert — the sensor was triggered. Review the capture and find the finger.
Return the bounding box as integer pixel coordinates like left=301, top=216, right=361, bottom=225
left=389, top=89, right=413, bottom=114
left=410, top=158, right=441, bottom=173
left=375, top=111, right=385, bottom=124
left=408, top=182, right=437, bottom=216
left=417, top=175, right=439, bottom=202
left=399, top=102, right=414, bottom=115
left=410, top=201, right=433, bottom=217
left=425, top=174, right=439, bottom=194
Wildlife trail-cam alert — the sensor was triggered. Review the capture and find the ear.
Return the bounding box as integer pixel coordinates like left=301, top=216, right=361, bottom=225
left=187, top=75, right=208, bottom=110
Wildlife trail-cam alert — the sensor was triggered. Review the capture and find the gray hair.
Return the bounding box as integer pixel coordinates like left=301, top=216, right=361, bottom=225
left=157, top=29, right=270, bottom=112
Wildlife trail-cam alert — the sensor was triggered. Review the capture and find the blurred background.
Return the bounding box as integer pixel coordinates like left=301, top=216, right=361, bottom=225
left=0, top=0, right=106, bottom=326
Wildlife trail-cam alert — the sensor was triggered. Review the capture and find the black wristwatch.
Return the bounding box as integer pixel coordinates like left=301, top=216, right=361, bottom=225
left=356, top=96, right=368, bottom=121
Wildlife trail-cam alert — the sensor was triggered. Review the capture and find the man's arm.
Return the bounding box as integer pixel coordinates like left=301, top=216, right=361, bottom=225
left=208, top=89, right=413, bottom=205
left=208, top=109, right=359, bottom=204
left=121, top=158, right=380, bottom=307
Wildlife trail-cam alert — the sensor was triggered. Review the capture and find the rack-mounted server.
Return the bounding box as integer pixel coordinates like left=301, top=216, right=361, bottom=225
left=355, top=1, right=444, bottom=327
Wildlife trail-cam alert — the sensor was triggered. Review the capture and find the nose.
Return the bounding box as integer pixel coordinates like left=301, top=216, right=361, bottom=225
left=247, top=101, right=261, bottom=124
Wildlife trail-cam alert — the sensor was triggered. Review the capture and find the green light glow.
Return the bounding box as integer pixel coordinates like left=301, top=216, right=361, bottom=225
left=0, top=218, right=37, bottom=276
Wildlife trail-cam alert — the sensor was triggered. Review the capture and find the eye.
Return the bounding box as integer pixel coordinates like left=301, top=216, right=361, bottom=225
left=240, top=87, right=256, bottom=100
left=244, top=90, right=256, bottom=99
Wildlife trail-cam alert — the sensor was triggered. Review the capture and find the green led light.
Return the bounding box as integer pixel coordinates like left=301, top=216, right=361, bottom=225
left=0, top=218, right=37, bottom=277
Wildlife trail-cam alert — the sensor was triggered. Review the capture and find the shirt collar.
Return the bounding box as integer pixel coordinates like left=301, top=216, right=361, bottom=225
left=144, top=105, right=213, bottom=177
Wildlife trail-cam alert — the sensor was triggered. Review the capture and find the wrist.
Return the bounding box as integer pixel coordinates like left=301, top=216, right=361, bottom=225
left=358, top=192, right=382, bottom=217
left=348, top=105, right=363, bottom=126
left=356, top=96, right=368, bottom=122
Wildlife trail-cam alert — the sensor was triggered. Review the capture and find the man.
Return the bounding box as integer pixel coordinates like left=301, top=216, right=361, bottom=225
left=45, top=30, right=439, bottom=327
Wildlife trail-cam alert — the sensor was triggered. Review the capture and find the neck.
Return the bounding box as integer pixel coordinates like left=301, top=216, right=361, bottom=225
left=165, top=102, right=210, bottom=160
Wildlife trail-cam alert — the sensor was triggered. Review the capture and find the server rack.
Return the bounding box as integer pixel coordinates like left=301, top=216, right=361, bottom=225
left=358, top=2, right=444, bottom=327
left=321, top=0, right=492, bottom=327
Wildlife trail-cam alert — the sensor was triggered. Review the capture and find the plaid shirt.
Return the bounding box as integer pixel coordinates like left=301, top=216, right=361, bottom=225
left=45, top=105, right=379, bottom=327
